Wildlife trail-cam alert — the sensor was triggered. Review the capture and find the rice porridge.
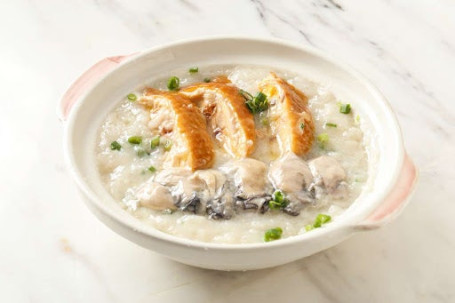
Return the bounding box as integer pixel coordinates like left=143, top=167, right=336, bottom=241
left=96, top=65, right=368, bottom=244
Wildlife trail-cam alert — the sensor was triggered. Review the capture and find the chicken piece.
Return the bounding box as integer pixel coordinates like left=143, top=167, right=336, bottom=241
left=258, top=72, right=314, bottom=156
left=308, top=155, right=347, bottom=198
left=139, top=89, right=214, bottom=170
left=179, top=80, right=256, bottom=158
left=136, top=181, right=176, bottom=210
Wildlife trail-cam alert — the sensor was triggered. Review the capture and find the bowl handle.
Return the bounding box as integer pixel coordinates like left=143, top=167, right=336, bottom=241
left=58, top=54, right=136, bottom=121
left=355, top=153, right=418, bottom=230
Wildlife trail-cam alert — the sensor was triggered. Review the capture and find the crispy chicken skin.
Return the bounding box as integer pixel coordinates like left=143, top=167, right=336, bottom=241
left=139, top=88, right=214, bottom=170
left=179, top=80, right=256, bottom=158
left=258, top=72, right=314, bottom=156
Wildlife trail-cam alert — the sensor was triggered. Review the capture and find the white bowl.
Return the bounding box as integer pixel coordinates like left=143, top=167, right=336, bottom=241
left=60, top=37, right=417, bottom=271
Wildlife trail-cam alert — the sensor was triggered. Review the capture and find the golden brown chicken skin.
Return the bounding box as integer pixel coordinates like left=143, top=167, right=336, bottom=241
left=179, top=79, right=256, bottom=158
left=258, top=72, right=314, bottom=156
left=139, top=88, right=214, bottom=170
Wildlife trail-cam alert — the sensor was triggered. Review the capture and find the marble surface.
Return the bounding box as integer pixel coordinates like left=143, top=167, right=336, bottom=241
left=1, top=0, right=454, bottom=302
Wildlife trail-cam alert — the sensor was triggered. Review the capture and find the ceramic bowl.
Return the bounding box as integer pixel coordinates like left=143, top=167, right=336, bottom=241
left=60, top=37, right=417, bottom=271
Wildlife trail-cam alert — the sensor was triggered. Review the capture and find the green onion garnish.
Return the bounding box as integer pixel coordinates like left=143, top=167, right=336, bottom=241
left=317, top=133, right=329, bottom=148
left=136, top=148, right=147, bottom=157
left=305, top=214, right=332, bottom=232
left=148, top=166, right=156, bottom=173
left=300, top=123, right=305, bottom=130
left=110, top=141, right=121, bottom=151
left=355, top=114, right=360, bottom=123
left=325, top=122, right=337, bottom=128
left=203, top=78, right=211, bottom=83
left=163, top=140, right=173, bottom=151
left=150, top=136, right=160, bottom=149
left=241, top=90, right=268, bottom=114
left=127, top=93, right=137, bottom=101
left=239, top=89, right=254, bottom=100
left=305, top=225, right=315, bottom=232
left=253, top=92, right=268, bottom=110
left=339, top=103, right=351, bottom=114
left=313, top=214, right=332, bottom=228
left=167, top=76, right=180, bottom=91
left=189, top=67, right=198, bottom=74
left=269, top=190, right=289, bottom=210
left=264, top=227, right=283, bottom=242
left=128, top=136, right=142, bottom=145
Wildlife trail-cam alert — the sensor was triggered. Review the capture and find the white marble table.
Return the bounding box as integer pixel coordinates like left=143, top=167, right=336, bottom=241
left=1, top=0, right=454, bottom=302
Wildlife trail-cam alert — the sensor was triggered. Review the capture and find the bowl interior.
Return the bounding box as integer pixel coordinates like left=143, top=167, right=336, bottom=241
left=65, top=38, right=404, bottom=248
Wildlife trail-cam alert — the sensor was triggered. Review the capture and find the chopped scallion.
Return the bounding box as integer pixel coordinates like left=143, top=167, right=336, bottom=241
left=325, top=122, right=337, bottom=128
left=189, top=67, right=198, bottom=74
left=127, top=93, right=137, bottom=101
left=150, top=136, right=160, bottom=149
left=305, top=214, right=332, bottom=232
left=255, top=91, right=267, bottom=103
left=264, top=227, right=283, bottom=242
left=300, top=123, right=305, bottom=130
left=340, top=103, right=351, bottom=114
left=128, top=136, right=142, bottom=145
left=317, top=133, right=329, bottom=148
left=314, top=214, right=332, bottom=228
left=136, top=148, right=147, bottom=157
left=163, top=140, right=173, bottom=151
left=167, top=76, right=180, bottom=91
left=269, top=190, right=289, bottom=210
left=305, top=224, right=315, bottom=232
left=203, top=77, right=211, bottom=83
left=110, top=141, right=121, bottom=151
left=274, top=190, right=285, bottom=203
left=241, top=90, right=268, bottom=114
left=148, top=166, right=156, bottom=173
